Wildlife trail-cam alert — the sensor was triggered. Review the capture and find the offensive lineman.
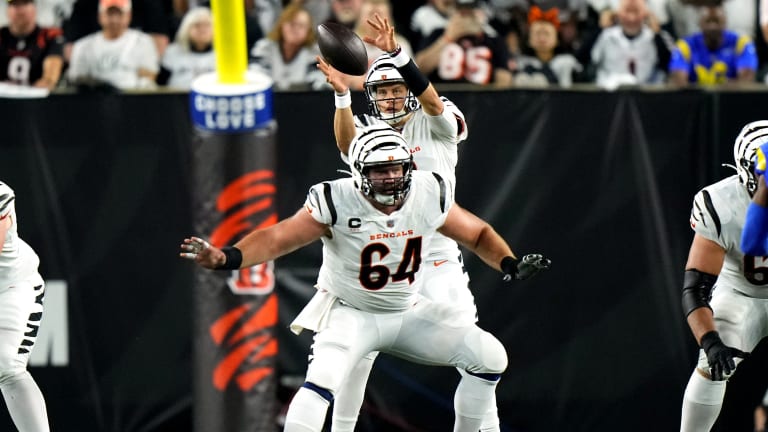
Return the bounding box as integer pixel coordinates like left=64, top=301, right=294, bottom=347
left=0, top=181, right=49, bottom=432
left=317, top=12, right=499, bottom=432
left=680, top=121, right=768, bottom=431
left=180, top=125, right=550, bottom=432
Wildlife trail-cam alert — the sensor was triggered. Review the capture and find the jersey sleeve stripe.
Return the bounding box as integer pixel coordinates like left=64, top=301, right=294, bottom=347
left=701, top=190, right=721, bottom=237
left=0, top=194, right=14, bottom=216
left=322, top=182, right=337, bottom=226
left=309, top=188, right=322, bottom=215
left=432, top=172, right=446, bottom=212
left=692, top=200, right=705, bottom=226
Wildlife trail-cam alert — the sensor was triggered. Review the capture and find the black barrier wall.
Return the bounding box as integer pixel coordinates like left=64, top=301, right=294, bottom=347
left=0, top=88, right=767, bottom=432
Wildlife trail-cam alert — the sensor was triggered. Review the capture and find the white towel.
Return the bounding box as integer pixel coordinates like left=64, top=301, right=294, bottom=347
left=289, top=289, right=338, bottom=335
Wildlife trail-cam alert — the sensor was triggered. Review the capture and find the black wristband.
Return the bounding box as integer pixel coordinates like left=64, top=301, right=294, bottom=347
left=216, top=246, right=243, bottom=270
left=396, top=60, right=430, bottom=97
left=500, top=256, right=517, bottom=275
left=700, top=330, right=721, bottom=350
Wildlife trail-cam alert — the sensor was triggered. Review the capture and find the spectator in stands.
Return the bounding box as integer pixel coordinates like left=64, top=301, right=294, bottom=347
left=493, top=0, right=589, bottom=53
left=355, top=0, right=413, bottom=64
left=0, top=0, right=64, bottom=90
left=324, top=0, right=363, bottom=29
left=761, top=0, right=768, bottom=83
left=289, top=0, right=331, bottom=32
left=67, top=0, right=158, bottom=90
left=666, top=0, right=755, bottom=42
left=583, top=0, right=672, bottom=88
left=588, top=0, right=673, bottom=35
left=65, top=0, right=172, bottom=59
left=249, top=3, right=326, bottom=90
left=0, top=0, right=74, bottom=28
left=668, top=4, right=757, bottom=85
left=513, top=6, right=582, bottom=86
left=171, top=0, right=263, bottom=51
left=410, top=0, right=454, bottom=49
left=415, top=0, right=513, bottom=86
left=157, top=6, right=213, bottom=89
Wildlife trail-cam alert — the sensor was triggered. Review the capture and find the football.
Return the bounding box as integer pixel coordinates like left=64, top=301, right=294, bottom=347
left=317, top=22, right=368, bottom=76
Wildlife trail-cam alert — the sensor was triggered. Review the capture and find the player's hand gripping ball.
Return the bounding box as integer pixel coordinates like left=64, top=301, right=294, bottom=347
left=317, top=22, right=368, bottom=76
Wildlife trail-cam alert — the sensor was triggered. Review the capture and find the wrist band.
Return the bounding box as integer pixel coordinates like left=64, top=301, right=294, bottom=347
left=389, top=45, right=409, bottom=68
left=500, top=256, right=516, bottom=273
left=216, top=246, right=243, bottom=270
left=396, top=59, right=430, bottom=97
left=335, top=90, right=351, bottom=109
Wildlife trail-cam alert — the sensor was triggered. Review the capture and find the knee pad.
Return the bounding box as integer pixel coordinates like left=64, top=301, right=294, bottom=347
left=305, top=336, right=358, bottom=393
left=465, top=330, right=507, bottom=374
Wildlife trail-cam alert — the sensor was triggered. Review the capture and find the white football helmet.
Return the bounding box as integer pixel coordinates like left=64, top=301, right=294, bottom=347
left=733, top=120, right=768, bottom=196
left=364, top=54, right=420, bottom=125
left=349, top=124, right=413, bottom=205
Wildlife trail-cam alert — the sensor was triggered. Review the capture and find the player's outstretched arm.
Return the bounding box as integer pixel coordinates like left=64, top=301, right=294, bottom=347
left=438, top=204, right=550, bottom=280
left=180, top=208, right=328, bottom=270
left=317, top=56, right=358, bottom=155
left=364, top=12, right=443, bottom=116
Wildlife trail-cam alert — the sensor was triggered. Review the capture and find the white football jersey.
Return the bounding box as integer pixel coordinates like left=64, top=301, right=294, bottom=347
left=0, top=182, right=42, bottom=288
left=249, top=38, right=327, bottom=90
left=68, top=29, right=159, bottom=89
left=304, top=171, right=453, bottom=313
left=351, top=98, right=467, bottom=262
left=689, top=175, right=768, bottom=298
left=591, top=26, right=665, bottom=86
left=161, top=43, right=216, bottom=89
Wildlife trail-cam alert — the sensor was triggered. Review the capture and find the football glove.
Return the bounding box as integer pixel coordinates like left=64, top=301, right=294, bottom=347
left=755, top=143, right=768, bottom=177
left=700, top=331, right=749, bottom=381
left=501, top=254, right=551, bottom=281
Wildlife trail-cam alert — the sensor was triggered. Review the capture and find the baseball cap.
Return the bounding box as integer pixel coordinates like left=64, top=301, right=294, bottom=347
left=99, top=0, right=131, bottom=12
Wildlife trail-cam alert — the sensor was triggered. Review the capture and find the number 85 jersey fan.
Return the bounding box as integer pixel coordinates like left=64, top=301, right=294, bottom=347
left=417, top=0, right=511, bottom=85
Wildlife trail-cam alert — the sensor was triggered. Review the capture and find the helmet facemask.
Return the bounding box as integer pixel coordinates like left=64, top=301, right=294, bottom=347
left=364, top=55, right=420, bottom=125
left=357, top=160, right=412, bottom=205
left=349, top=125, right=413, bottom=206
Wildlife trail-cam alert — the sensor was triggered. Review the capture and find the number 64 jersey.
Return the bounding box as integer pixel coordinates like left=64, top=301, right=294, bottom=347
left=304, top=171, right=452, bottom=313
left=690, top=175, right=768, bottom=298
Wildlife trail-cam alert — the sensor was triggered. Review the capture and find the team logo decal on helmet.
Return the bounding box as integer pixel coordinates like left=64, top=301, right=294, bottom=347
left=349, top=124, right=413, bottom=205
left=732, top=120, right=768, bottom=196
left=364, top=54, right=420, bottom=125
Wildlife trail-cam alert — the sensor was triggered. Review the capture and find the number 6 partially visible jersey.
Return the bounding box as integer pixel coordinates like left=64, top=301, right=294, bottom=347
left=690, top=175, right=768, bottom=298
left=0, top=181, right=42, bottom=288
left=304, top=171, right=453, bottom=313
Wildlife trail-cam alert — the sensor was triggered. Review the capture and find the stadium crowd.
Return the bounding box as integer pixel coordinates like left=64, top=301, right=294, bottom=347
left=1, top=0, right=766, bottom=91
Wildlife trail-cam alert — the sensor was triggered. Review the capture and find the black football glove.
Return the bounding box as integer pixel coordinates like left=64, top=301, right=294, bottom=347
left=700, top=331, right=749, bottom=381
left=501, top=254, right=551, bottom=281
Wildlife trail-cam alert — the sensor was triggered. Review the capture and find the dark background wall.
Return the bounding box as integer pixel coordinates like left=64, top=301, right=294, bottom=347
left=0, top=88, right=766, bottom=431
